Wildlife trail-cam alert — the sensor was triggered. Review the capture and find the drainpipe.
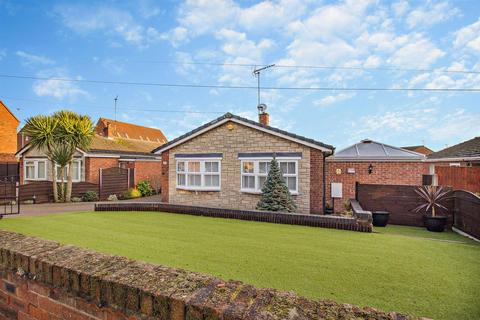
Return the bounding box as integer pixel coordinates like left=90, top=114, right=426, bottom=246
left=322, top=152, right=326, bottom=213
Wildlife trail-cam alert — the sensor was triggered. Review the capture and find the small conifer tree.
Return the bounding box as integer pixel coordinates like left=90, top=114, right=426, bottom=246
left=256, top=157, right=297, bottom=212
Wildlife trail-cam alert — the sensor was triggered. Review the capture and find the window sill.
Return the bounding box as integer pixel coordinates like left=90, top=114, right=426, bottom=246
left=176, top=187, right=221, bottom=192
left=240, top=189, right=299, bottom=196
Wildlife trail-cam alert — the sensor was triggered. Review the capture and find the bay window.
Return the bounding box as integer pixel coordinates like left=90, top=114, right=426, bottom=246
left=24, top=159, right=47, bottom=181
left=240, top=159, right=298, bottom=194
left=176, top=159, right=221, bottom=191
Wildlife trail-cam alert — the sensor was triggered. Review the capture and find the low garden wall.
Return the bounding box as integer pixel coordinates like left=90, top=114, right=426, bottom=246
left=0, top=230, right=415, bottom=320
left=95, top=202, right=373, bottom=232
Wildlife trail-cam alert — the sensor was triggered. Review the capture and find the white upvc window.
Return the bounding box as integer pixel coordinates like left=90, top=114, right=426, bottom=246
left=176, top=159, right=221, bottom=191
left=240, top=160, right=298, bottom=194
left=24, top=159, right=47, bottom=181
left=55, top=160, right=82, bottom=182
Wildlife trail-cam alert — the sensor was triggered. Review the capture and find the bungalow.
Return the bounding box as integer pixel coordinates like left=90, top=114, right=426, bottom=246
left=326, top=139, right=427, bottom=211
left=153, top=111, right=334, bottom=214
left=16, top=119, right=168, bottom=190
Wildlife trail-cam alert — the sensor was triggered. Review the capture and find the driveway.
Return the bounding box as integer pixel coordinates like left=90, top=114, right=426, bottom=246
left=4, top=194, right=163, bottom=217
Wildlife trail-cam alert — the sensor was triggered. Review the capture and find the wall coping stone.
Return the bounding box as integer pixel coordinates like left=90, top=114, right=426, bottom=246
left=0, top=230, right=421, bottom=319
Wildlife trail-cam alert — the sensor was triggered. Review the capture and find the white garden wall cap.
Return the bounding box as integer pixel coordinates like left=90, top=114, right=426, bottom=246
left=330, top=139, right=426, bottom=161
left=151, top=113, right=334, bottom=154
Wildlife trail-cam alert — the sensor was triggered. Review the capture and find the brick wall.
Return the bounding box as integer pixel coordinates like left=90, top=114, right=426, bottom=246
left=309, top=149, right=325, bottom=214
left=0, top=230, right=413, bottom=320
left=326, top=161, right=428, bottom=212
left=0, top=102, right=19, bottom=158
left=166, top=121, right=313, bottom=214
left=85, top=157, right=119, bottom=184
left=133, top=160, right=162, bottom=189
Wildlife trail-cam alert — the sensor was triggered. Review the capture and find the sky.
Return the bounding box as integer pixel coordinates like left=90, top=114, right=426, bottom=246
left=0, top=0, right=479, bottom=151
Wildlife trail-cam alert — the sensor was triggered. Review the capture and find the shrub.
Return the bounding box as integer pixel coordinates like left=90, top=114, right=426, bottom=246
left=136, top=180, right=154, bottom=197
left=82, top=191, right=99, bottom=202
left=123, top=188, right=142, bottom=199
left=107, top=194, right=118, bottom=201
left=71, top=197, right=82, bottom=202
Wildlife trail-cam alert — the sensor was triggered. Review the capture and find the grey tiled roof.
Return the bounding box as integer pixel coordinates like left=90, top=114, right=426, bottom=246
left=152, top=113, right=334, bottom=153
left=330, top=139, right=425, bottom=160
left=428, top=137, right=480, bottom=159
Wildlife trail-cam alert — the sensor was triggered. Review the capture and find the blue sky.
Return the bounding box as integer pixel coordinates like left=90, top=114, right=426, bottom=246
left=1, top=0, right=479, bottom=151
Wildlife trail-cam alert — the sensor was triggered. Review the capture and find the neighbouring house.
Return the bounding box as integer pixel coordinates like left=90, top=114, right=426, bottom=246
left=0, top=101, right=20, bottom=162
left=16, top=118, right=168, bottom=193
left=402, top=145, right=434, bottom=156
left=426, top=136, right=480, bottom=193
left=152, top=111, right=334, bottom=214
left=326, top=139, right=427, bottom=211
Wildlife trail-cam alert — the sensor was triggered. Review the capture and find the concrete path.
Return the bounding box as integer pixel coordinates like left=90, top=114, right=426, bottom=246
left=3, top=194, right=163, bottom=218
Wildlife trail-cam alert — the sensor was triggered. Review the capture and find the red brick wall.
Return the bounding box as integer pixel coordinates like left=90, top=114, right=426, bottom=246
left=160, top=151, right=169, bottom=202
left=84, top=157, right=119, bottom=184
left=0, top=102, right=19, bottom=158
left=310, top=149, right=325, bottom=214
left=326, top=161, right=429, bottom=212
left=133, top=160, right=162, bottom=190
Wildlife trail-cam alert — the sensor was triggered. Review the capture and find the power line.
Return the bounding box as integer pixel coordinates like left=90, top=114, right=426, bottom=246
left=0, top=96, right=226, bottom=114
left=1, top=74, right=479, bottom=92
left=112, top=58, right=480, bottom=75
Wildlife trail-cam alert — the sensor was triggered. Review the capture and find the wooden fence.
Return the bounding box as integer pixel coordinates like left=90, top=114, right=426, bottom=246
left=19, top=181, right=100, bottom=203
left=99, top=167, right=133, bottom=200
left=356, top=183, right=454, bottom=228
left=437, top=166, right=480, bottom=193
left=453, top=190, right=480, bottom=240
left=0, top=162, right=19, bottom=182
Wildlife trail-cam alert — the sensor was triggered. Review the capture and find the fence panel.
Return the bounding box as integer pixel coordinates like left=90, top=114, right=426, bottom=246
left=356, top=183, right=453, bottom=227
left=437, top=166, right=480, bottom=193
left=0, top=163, right=19, bottom=181
left=100, top=167, right=131, bottom=200
left=453, top=190, right=480, bottom=240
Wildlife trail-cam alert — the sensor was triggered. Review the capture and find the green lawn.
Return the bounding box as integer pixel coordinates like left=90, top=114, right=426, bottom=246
left=1, top=212, right=479, bottom=320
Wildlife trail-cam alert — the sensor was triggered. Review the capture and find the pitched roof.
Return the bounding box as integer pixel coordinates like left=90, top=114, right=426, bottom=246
left=95, top=118, right=167, bottom=144
left=329, top=139, right=425, bottom=161
left=428, top=137, right=480, bottom=160
left=402, top=145, right=434, bottom=155
left=0, top=100, right=20, bottom=123
left=88, top=135, right=162, bottom=155
left=152, top=113, right=334, bottom=154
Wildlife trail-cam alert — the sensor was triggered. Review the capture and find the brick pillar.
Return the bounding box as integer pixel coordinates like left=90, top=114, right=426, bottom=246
left=160, top=151, right=169, bottom=203
left=310, top=149, right=324, bottom=214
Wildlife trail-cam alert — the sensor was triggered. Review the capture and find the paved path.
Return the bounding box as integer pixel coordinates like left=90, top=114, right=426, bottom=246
left=3, top=194, right=163, bottom=218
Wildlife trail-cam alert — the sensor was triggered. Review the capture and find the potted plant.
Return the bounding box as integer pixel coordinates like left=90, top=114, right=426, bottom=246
left=372, top=210, right=390, bottom=227
left=325, top=201, right=333, bottom=215
left=414, top=186, right=451, bottom=232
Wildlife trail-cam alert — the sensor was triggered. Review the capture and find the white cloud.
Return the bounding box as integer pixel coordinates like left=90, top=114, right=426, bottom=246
left=387, top=34, right=445, bottom=68
left=392, top=1, right=409, bottom=17
left=406, top=1, right=460, bottom=29
left=428, top=109, right=480, bottom=141
left=16, top=51, right=54, bottom=66
left=314, top=92, right=356, bottom=107
left=55, top=5, right=161, bottom=48
left=0, top=49, right=5, bottom=60
left=33, top=69, right=88, bottom=100
left=454, top=19, right=480, bottom=54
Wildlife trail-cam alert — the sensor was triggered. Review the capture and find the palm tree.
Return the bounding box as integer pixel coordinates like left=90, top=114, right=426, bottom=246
left=53, top=111, right=94, bottom=202
left=50, top=144, right=75, bottom=202
left=23, top=115, right=60, bottom=202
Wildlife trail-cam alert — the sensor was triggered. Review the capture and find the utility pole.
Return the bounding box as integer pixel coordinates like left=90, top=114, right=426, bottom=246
left=253, top=64, right=275, bottom=105
left=114, top=95, right=118, bottom=122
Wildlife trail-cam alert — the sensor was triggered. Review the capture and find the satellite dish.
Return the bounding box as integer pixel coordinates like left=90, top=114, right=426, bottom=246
left=257, top=103, right=267, bottom=114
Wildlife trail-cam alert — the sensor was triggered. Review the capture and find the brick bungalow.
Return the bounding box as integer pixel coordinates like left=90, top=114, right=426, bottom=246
left=16, top=118, right=167, bottom=190
left=326, top=139, right=427, bottom=211
left=0, top=100, right=20, bottom=162
left=152, top=112, right=334, bottom=214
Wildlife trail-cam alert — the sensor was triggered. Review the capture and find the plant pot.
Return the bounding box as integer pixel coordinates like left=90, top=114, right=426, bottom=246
left=325, top=207, right=333, bottom=215
left=423, top=215, right=447, bottom=232
left=372, top=211, right=390, bottom=227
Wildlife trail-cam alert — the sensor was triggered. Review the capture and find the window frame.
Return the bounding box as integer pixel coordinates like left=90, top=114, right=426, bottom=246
left=24, top=158, right=48, bottom=181
left=240, top=158, right=299, bottom=195
left=176, top=158, right=221, bottom=191
left=55, top=159, right=82, bottom=182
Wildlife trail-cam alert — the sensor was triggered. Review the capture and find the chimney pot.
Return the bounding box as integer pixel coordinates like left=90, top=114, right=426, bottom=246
left=259, top=112, right=270, bottom=126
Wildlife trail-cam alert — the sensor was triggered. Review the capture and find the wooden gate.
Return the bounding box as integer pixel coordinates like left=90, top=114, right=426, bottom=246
left=99, top=167, right=134, bottom=200
left=0, top=163, right=19, bottom=182
left=436, top=166, right=480, bottom=193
